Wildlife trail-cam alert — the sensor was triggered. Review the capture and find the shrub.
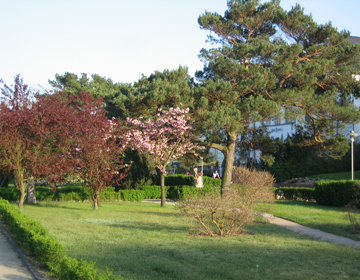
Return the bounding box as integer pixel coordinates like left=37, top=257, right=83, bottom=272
left=177, top=185, right=220, bottom=200
left=314, top=180, right=360, bottom=207
left=0, top=187, right=20, bottom=201
left=0, top=173, right=11, bottom=188
left=231, top=166, right=275, bottom=207
left=274, top=187, right=315, bottom=201
left=139, top=185, right=163, bottom=199
left=164, top=175, right=222, bottom=188
left=179, top=186, right=254, bottom=236
left=165, top=175, right=193, bottom=186
left=203, top=176, right=222, bottom=188
left=119, top=190, right=144, bottom=202
left=343, top=185, right=360, bottom=233
left=179, top=167, right=275, bottom=237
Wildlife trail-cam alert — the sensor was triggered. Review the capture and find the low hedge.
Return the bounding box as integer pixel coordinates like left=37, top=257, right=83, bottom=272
left=165, top=175, right=193, bottom=186
left=139, top=185, right=165, bottom=199
left=203, top=176, right=222, bottom=188
left=314, top=180, right=360, bottom=207
left=165, top=175, right=222, bottom=188
left=0, top=198, right=111, bottom=279
left=176, top=185, right=221, bottom=200
left=0, top=188, right=20, bottom=201
left=274, top=187, right=315, bottom=201
left=0, top=184, right=222, bottom=203
left=0, top=186, right=142, bottom=203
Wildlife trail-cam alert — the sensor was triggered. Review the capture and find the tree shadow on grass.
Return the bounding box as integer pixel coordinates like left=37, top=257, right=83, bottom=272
left=108, top=220, right=188, bottom=233
left=68, top=232, right=360, bottom=280
left=29, top=203, right=93, bottom=211
left=275, top=200, right=345, bottom=212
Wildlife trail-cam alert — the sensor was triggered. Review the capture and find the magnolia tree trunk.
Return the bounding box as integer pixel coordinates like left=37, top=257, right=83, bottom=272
left=26, top=180, right=36, bottom=204
left=160, top=173, right=166, bottom=207
left=220, top=132, right=237, bottom=196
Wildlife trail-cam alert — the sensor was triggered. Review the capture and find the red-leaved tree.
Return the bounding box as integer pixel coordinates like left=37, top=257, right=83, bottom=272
left=67, top=93, right=130, bottom=210
left=126, top=107, right=200, bottom=207
left=0, top=76, right=130, bottom=211
left=0, top=76, right=79, bottom=210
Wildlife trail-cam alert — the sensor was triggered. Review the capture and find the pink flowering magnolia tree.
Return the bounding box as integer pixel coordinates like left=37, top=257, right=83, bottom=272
left=126, top=107, right=201, bottom=207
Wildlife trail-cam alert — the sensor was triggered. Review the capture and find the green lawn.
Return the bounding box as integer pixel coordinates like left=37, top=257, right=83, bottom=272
left=271, top=200, right=360, bottom=241
left=308, top=170, right=360, bottom=180
left=21, top=201, right=360, bottom=280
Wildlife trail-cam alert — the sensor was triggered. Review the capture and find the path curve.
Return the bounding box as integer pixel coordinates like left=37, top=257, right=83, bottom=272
left=143, top=199, right=360, bottom=249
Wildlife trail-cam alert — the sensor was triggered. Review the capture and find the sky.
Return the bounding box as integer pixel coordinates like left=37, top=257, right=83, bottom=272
left=1, top=0, right=360, bottom=89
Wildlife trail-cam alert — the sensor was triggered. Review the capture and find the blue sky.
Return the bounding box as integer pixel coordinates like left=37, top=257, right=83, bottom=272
left=1, top=0, right=359, bottom=89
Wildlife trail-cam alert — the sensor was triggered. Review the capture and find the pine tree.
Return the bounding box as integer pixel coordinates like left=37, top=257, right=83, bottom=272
left=195, top=0, right=360, bottom=192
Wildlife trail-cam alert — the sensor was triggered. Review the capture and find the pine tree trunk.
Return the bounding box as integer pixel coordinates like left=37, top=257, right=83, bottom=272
left=160, top=173, right=166, bottom=207
left=220, top=131, right=237, bottom=196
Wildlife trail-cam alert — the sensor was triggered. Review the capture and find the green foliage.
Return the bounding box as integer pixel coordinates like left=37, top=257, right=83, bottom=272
left=274, top=187, right=315, bottom=201
left=120, top=148, right=159, bottom=190
left=0, top=187, right=20, bottom=201
left=119, top=190, right=144, bottom=202
left=194, top=0, right=360, bottom=190
left=202, top=176, right=222, bottom=188
left=0, top=172, right=11, bottom=187
left=138, top=184, right=221, bottom=200
left=264, top=126, right=359, bottom=182
left=48, top=72, right=125, bottom=118
left=165, top=175, right=193, bottom=186
left=164, top=175, right=222, bottom=188
left=139, top=186, right=163, bottom=199
left=177, top=185, right=220, bottom=200
left=119, top=66, right=193, bottom=119
left=314, top=180, right=360, bottom=207
left=34, top=186, right=88, bottom=202
left=0, top=198, right=110, bottom=279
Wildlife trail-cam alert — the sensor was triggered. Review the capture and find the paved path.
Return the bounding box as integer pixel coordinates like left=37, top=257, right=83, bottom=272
left=265, top=214, right=360, bottom=249
left=0, top=227, right=35, bottom=280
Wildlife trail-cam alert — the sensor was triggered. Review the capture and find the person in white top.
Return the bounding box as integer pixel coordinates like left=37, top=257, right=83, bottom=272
left=213, top=170, right=220, bottom=179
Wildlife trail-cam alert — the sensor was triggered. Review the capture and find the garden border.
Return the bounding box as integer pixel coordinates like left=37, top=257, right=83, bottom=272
left=0, top=222, right=43, bottom=280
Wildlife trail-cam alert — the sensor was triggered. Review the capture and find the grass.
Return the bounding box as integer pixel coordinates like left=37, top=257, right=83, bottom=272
left=20, top=201, right=360, bottom=280
left=308, top=170, right=360, bottom=180
left=270, top=200, right=360, bottom=241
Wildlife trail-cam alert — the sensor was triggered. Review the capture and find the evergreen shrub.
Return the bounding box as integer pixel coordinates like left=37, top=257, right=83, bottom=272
left=165, top=175, right=193, bottom=186
left=0, top=187, right=19, bottom=201
left=165, top=175, right=222, bottom=188
left=1, top=184, right=223, bottom=202
left=139, top=185, right=164, bottom=199
left=203, top=176, right=222, bottom=187
left=0, top=173, right=11, bottom=188
left=314, top=180, right=360, bottom=207
left=119, top=190, right=144, bottom=202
